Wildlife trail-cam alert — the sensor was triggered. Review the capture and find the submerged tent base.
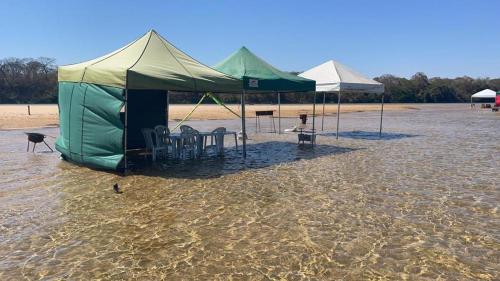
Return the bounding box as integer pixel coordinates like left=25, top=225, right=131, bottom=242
left=58, top=153, right=128, bottom=174
left=56, top=82, right=174, bottom=171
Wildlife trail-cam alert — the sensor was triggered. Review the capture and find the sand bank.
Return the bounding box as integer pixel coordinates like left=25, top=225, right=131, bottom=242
left=0, top=103, right=417, bottom=130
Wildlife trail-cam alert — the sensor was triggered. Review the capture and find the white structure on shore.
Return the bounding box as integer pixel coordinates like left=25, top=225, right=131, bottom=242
left=299, top=60, right=385, bottom=138
left=471, top=89, right=496, bottom=101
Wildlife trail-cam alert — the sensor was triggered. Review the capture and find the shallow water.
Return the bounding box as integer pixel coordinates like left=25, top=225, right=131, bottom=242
left=0, top=104, right=498, bottom=280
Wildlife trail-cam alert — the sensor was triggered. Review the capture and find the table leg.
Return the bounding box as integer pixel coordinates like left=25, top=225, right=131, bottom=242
left=177, top=139, right=182, bottom=159
left=172, top=139, right=178, bottom=159
left=196, top=136, right=203, bottom=158
left=221, top=134, right=225, bottom=156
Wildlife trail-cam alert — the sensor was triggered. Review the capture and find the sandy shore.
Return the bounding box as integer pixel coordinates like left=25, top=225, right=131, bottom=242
left=0, top=103, right=417, bottom=130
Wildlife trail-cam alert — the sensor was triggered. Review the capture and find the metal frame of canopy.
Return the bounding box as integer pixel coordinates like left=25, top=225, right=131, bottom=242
left=255, top=91, right=317, bottom=135
left=213, top=47, right=316, bottom=136
left=298, top=60, right=386, bottom=139
left=123, top=87, right=320, bottom=171
left=317, top=91, right=385, bottom=139
left=276, top=92, right=316, bottom=135
left=243, top=91, right=318, bottom=136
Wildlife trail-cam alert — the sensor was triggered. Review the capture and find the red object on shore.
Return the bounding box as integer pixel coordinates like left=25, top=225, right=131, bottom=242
left=496, top=92, right=500, bottom=107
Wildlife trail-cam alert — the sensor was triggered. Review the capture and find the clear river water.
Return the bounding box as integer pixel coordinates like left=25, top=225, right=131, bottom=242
left=0, top=104, right=498, bottom=280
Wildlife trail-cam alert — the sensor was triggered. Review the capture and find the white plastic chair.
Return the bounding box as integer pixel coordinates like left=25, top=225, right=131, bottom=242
left=180, top=125, right=196, bottom=134
left=180, top=125, right=204, bottom=158
left=141, top=128, right=168, bottom=162
left=154, top=125, right=171, bottom=152
left=204, top=127, right=226, bottom=156
left=180, top=130, right=199, bottom=159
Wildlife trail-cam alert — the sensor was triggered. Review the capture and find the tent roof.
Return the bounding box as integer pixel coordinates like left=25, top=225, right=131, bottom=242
left=213, top=47, right=315, bottom=92
left=58, top=30, right=242, bottom=93
left=471, top=89, right=496, bottom=98
left=299, top=60, right=384, bottom=93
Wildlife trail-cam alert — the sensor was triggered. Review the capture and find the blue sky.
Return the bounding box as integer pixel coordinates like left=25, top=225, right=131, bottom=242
left=1, top=0, right=499, bottom=78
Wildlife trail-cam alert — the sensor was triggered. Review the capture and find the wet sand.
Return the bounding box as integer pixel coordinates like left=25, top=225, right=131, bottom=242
left=0, top=105, right=59, bottom=130
left=0, top=103, right=416, bottom=130
left=0, top=104, right=498, bottom=280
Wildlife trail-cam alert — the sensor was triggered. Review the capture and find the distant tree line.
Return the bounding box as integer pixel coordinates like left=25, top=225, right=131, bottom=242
left=1, top=57, right=499, bottom=104
left=0, top=57, right=58, bottom=103
left=374, top=73, right=500, bottom=103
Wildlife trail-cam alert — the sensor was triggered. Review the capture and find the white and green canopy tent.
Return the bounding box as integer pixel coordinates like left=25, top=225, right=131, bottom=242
left=299, top=60, right=385, bottom=138
left=57, top=30, right=245, bottom=171
left=59, top=30, right=242, bottom=92
left=470, top=89, right=496, bottom=103
left=213, top=46, right=316, bottom=134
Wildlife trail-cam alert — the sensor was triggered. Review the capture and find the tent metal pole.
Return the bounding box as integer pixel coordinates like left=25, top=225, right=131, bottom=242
left=166, top=90, right=169, bottom=128
left=277, top=92, right=281, bottom=134
left=336, top=90, right=341, bottom=140
left=312, top=91, right=316, bottom=134
left=241, top=90, right=247, bottom=158
left=124, top=88, right=128, bottom=172
left=321, top=92, right=326, bottom=131
left=379, top=93, right=385, bottom=137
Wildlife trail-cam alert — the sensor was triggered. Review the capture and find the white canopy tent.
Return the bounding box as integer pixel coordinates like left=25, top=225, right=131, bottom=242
left=471, top=89, right=496, bottom=102
left=299, top=60, right=385, bottom=139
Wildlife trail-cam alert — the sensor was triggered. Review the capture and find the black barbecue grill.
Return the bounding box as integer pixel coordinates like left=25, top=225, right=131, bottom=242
left=25, top=132, right=54, bottom=152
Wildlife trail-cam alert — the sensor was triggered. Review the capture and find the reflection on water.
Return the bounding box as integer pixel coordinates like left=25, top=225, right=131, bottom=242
left=0, top=104, right=499, bottom=280
left=134, top=142, right=357, bottom=179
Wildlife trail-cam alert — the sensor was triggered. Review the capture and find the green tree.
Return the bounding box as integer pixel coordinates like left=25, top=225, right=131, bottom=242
left=1, top=56, right=498, bottom=104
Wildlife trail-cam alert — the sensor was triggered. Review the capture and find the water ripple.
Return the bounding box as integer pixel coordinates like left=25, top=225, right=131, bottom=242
left=0, top=105, right=498, bottom=280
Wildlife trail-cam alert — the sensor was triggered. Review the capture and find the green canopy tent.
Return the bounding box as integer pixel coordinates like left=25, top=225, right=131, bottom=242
left=213, top=47, right=316, bottom=134
left=56, top=30, right=243, bottom=171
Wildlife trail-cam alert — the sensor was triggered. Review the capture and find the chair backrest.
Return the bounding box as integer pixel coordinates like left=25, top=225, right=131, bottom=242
left=154, top=125, right=170, bottom=146
left=181, top=129, right=199, bottom=148
left=211, top=127, right=226, bottom=134
left=141, top=128, right=155, bottom=149
left=212, top=127, right=226, bottom=148
left=180, top=125, right=196, bottom=134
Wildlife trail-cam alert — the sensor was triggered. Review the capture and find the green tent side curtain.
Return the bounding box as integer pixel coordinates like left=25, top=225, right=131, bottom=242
left=56, top=30, right=245, bottom=170
left=213, top=46, right=315, bottom=92
left=56, top=82, right=125, bottom=170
